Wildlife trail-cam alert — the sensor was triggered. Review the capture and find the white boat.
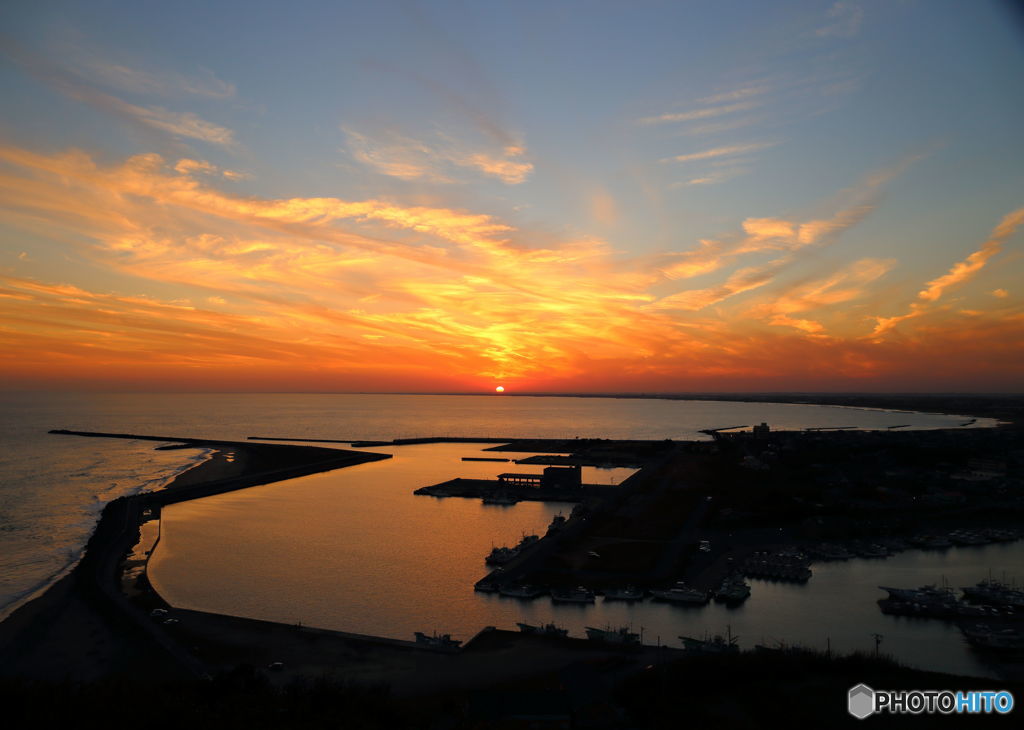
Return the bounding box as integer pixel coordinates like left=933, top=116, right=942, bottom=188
left=650, top=582, right=709, bottom=605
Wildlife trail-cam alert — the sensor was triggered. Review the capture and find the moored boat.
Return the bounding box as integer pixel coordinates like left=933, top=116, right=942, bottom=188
left=604, top=586, right=644, bottom=601
left=517, top=622, right=569, bottom=637
left=714, top=574, right=751, bottom=604
left=585, top=625, right=640, bottom=644
left=878, top=584, right=956, bottom=603
left=680, top=626, right=739, bottom=654
left=650, top=582, right=709, bottom=605
left=414, top=631, right=462, bottom=648
left=961, top=579, right=1024, bottom=609
left=551, top=586, right=595, bottom=603
left=486, top=545, right=518, bottom=565
left=546, top=513, right=567, bottom=534
left=499, top=583, right=546, bottom=599
left=960, top=624, right=1024, bottom=655
left=482, top=492, right=519, bottom=505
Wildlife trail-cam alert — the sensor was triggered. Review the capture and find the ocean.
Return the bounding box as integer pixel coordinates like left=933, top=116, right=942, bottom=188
left=0, top=392, right=1008, bottom=678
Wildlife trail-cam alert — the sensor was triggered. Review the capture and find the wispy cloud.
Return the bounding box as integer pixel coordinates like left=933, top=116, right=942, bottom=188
left=344, top=129, right=445, bottom=182
left=871, top=206, right=1024, bottom=337
left=652, top=261, right=784, bottom=311
left=659, top=201, right=872, bottom=281
left=656, top=161, right=899, bottom=315
left=83, top=61, right=235, bottom=99
left=816, top=2, right=864, bottom=38
left=679, top=166, right=752, bottom=187
left=918, top=208, right=1024, bottom=302
left=119, top=102, right=235, bottom=145
left=50, top=30, right=236, bottom=99
left=343, top=128, right=532, bottom=185
left=697, top=85, right=773, bottom=105
left=0, top=36, right=236, bottom=147
left=638, top=82, right=772, bottom=128
left=460, top=149, right=533, bottom=185
left=662, top=142, right=775, bottom=164
left=174, top=158, right=244, bottom=179
left=637, top=101, right=760, bottom=127
left=747, top=258, right=895, bottom=334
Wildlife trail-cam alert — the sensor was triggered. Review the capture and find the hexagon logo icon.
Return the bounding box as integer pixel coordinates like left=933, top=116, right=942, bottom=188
left=848, top=684, right=875, bottom=719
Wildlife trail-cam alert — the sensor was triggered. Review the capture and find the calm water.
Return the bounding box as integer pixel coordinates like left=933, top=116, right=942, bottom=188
left=150, top=441, right=1022, bottom=680
left=0, top=392, right=1005, bottom=677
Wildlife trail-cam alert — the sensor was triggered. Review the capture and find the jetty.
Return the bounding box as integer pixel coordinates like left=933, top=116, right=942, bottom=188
left=415, top=477, right=617, bottom=503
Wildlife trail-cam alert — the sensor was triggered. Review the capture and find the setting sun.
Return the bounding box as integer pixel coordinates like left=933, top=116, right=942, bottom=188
left=495, top=386, right=505, bottom=393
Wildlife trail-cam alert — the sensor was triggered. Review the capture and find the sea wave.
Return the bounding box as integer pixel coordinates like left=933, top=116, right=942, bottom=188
left=0, top=444, right=214, bottom=622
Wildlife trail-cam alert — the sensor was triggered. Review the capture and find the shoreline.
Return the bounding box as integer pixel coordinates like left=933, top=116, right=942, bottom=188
left=2, top=394, right=1018, bottom=690
left=0, top=444, right=216, bottom=624
left=0, top=434, right=391, bottom=681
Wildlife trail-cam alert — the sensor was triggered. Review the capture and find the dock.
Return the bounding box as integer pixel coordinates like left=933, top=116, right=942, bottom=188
left=414, top=478, right=616, bottom=503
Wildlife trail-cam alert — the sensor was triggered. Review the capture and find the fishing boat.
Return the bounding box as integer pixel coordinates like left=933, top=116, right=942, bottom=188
left=517, top=622, right=569, bottom=637
left=414, top=631, right=462, bottom=649
left=585, top=626, right=640, bottom=644
left=680, top=626, right=739, bottom=654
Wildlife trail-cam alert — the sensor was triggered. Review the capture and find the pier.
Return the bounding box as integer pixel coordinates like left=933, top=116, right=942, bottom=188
left=414, top=477, right=616, bottom=502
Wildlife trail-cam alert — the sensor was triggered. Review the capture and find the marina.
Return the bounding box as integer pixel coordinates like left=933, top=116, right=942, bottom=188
left=145, top=434, right=1022, bottom=680
left=1, top=393, right=1019, bottom=691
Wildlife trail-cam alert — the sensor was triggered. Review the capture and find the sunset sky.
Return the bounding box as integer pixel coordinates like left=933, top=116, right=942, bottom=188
left=1, top=1, right=1022, bottom=392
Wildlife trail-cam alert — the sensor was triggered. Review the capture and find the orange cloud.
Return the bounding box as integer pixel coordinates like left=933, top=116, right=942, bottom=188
left=918, top=207, right=1024, bottom=302
left=872, top=206, right=1024, bottom=337
left=637, top=101, right=760, bottom=126
left=662, top=142, right=775, bottom=164
left=653, top=262, right=784, bottom=311
left=343, top=128, right=533, bottom=184
left=746, top=258, right=895, bottom=335
left=659, top=202, right=874, bottom=284
left=1, top=142, right=1020, bottom=392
